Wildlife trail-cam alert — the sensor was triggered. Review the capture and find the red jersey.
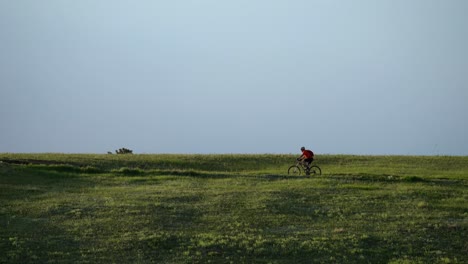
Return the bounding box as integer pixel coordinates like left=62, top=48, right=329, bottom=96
left=302, top=149, right=314, bottom=159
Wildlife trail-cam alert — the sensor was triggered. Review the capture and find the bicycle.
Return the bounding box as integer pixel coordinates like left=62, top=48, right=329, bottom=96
left=288, top=160, right=322, bottom=176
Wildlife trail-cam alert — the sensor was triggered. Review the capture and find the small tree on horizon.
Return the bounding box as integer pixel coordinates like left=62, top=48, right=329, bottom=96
left=115, top=148, right=133, bottom=154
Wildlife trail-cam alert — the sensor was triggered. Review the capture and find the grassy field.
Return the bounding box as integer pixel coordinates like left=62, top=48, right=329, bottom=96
left=0, top=154, right=467, bottom=263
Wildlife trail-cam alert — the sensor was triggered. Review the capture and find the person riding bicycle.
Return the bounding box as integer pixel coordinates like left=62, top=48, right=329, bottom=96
left=297, top=147, right=314, bottom=171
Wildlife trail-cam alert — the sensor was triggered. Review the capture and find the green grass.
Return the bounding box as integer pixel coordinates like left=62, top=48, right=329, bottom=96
left=1, top=154, right=467, bottom=263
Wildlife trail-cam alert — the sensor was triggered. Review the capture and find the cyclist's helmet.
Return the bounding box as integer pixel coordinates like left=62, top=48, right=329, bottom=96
left=301, top=147, right=305, bottom=151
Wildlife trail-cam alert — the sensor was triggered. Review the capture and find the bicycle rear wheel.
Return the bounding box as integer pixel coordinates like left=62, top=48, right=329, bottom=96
left=288, top=165, right=302, bottom=176
left=309, top=165, right=322, bottom=176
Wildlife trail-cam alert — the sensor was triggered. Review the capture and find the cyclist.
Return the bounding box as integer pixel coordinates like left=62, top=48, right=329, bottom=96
left=297, top=147, right=314, bottom=172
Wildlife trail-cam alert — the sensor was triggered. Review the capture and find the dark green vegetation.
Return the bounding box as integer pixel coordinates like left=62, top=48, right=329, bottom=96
left=1, top=154, right=467, bottom=263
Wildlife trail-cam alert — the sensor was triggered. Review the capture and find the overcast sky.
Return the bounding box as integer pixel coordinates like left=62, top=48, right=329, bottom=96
left=1, top=0, right=467, bottom=155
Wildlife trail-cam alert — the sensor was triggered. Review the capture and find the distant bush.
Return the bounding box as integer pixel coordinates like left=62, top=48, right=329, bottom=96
left=116, top=148, right=133, bottom=154
left=80, top=166, right=103, bottom=174
left=37, top=164, right=80, bottom=173
left=403, top=176, right=424, bottom=182
left=111, top=167, right=144, bottom=176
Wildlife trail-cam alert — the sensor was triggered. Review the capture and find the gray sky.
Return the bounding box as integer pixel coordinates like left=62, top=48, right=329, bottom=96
left=1, top=0, right=467, bottom=155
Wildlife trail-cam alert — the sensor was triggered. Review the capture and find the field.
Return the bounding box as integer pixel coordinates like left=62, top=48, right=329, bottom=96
left=0, top=154, right=467, bottom=263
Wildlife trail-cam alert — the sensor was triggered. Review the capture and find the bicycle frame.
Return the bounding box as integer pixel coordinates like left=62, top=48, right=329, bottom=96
left=296, top=160, right=311, bottom=170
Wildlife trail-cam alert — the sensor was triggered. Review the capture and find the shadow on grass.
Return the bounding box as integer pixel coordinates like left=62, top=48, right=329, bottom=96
left=111, top=169, right=307, bottom=180
left=0, top=213, right=82, bottom=263
left=327, top=173, right=466, bottom=186
left=0, top=163, right=99, bottom=202
left=2, top=163, right=308, bottom=182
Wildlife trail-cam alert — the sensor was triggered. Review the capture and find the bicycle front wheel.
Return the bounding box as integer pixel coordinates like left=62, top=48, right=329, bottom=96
left=288, top=165, right=302, bottom=176
left=309, top=165, right=322, bottom=176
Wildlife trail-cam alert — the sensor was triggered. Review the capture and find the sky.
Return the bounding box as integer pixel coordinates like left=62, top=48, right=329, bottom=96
left=1, top=0, right=467, bottom=155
